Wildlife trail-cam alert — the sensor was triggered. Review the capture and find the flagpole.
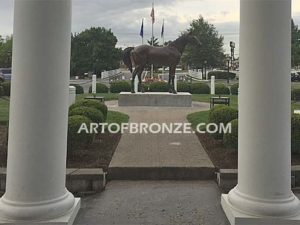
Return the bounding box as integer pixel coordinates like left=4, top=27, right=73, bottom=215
left=161, top=19, right=165, bottom=81
left=142, top=18, right=144, bottom=45
left=151, top=2, right=154, bottom=79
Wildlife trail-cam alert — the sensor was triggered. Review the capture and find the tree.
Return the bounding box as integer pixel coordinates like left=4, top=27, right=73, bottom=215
left=292, top=19, right=300, bottom=68
left=147, top=37, right=159, bottom=46
left=71, top=27, right=122, bottom=77
left=182, top=16, right=225, bottom=69
left=0, top=36, right=12, bottom=68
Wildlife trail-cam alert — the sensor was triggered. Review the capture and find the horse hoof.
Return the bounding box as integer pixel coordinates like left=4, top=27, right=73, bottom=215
left=173, top=90, right=177, bottom=94
left=131, top=90, right=135, bottom=94
left=169, top=90, right=173, bottom=93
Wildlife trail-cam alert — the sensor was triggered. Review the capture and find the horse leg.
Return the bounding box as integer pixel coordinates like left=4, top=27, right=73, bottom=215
left=131, top=67, right=138, bottom=93
left=169, top=67, right=176, bottom=94
left=168, top=70, right=173, bottom=93
left=172, top=75, right=177, bottom=94
left=138, top=66, right=145, bottom=93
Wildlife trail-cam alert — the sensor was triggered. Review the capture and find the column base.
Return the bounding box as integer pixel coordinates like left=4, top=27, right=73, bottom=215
left=221, top=194, right=300, bottom=225
left=0, top=198, right=80, bottom=225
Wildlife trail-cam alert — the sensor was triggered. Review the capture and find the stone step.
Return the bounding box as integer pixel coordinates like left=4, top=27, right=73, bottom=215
left=108, top=166, right=216, bottom=180
left=0, top=168, right=106, bottom=195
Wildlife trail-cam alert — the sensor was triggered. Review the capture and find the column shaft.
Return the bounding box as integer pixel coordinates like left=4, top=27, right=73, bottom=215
left=222, top=0, right=300, bottom=223
left=0, top=0, right=80, bottom=223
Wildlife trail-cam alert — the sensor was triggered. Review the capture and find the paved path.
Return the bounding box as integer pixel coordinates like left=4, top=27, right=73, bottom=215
left=74, top=180, right=230, bottom=225
left=107, top=101, right=215, bottom=179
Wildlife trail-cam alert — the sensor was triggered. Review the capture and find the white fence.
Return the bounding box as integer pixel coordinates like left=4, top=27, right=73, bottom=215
left=101, top=69, right=121, bottom=79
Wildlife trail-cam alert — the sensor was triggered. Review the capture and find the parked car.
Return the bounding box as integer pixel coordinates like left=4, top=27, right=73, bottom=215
left=291, top=72, right=300, bottom=82
left=0, top=68, right=11, bottom=81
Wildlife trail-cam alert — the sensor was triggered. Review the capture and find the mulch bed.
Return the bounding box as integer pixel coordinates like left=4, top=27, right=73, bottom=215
left=196, top=132, right=300, bottom=169
left=0, top=125, right=121, bottom=172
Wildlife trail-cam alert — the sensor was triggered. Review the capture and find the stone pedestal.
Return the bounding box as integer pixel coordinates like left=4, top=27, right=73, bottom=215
left=221, top=0, right=300, bottom=224
left=0, top=0, right=80, bottom=224
left=118, top=92, right=192, bottom=107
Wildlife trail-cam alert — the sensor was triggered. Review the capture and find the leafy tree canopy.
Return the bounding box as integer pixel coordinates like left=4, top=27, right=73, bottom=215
left=71, top=27, right=122, bottom=77
left=0, top=36, right=12, bottom=68
left=183, top=16, right=225, bottom=69
left=292, top=19, right=300, bottom=67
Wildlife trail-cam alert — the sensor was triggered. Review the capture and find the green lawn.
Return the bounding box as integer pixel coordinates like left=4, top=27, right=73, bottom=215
left=187, top=110, right=209, bottom=129
left=192, top=94, right=238, bottom=109
left=106, top=110, right=129, bottom=125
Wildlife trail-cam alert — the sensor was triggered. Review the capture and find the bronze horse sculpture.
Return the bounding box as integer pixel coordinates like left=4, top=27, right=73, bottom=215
left=123, top=32, right=200, bottom=94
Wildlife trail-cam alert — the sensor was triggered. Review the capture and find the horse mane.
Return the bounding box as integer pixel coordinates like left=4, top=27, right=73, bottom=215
left=168, top=34, right=189, bottom=53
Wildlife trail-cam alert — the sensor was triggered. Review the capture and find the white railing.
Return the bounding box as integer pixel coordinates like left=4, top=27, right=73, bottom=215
left=101, top=69, right=121, bottom=79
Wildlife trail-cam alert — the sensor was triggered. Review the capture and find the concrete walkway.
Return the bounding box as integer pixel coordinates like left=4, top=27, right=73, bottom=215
left=107, top=101, right=215, bottom=179
left=74, top=180, right=230, bottom=225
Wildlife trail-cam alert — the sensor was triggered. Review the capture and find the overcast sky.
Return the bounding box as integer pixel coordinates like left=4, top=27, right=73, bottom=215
left=1, top=0, right=300, bottom=56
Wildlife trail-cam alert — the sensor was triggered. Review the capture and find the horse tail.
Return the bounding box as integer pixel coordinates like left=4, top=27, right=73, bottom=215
left=122, top=47, right=134, bottom=73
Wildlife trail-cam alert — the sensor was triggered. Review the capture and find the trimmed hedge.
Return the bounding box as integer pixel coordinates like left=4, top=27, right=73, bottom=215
left=208, top=105, right=238, bottom=139
left=149, top=82, right=169, bottom=92
left=89, top=83, right=109, bottom=93
left=208, top=71, right=236, bottom=80
left=69, top=106, right=104, bottom=123
left=0, top=86, right=4, bottom=97
left=292, top=89, right=300, bottom=101
left=223, top=119, right=238, bottom=149
left=177, top=82, right=191, bottom=92
left=190, top=83, right=210, bottom=94
left=110, top=81, right=131, bottom=93
left=70, top=100, right=108, bottom=121
left=68, top=115, right=94, bottom=150
left=215, top=84, right=230, bottom=95
left=230, top=83, right=239, bottom=95
left=2, top=82, right=10, bottom=96
left=70, top=84, right=84, bottom=94
left=292, top=114, right=300, bottom=154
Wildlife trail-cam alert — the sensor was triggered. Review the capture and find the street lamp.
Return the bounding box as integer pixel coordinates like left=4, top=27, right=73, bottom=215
left=204, top=60, right=207, bottom=80
left=226, top=55, right=231, bottom=84
left=230, top=41, right=235, bottom=69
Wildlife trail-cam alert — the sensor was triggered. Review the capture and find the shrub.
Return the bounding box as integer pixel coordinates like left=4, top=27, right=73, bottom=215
left=69, top=106, right=104, bottom=123
left=68, top=115, right=94, bottom=151
left=0, top=86, right=4, bottom=97
left=149, top=82, right=169, bottom=92
left=70, top=84, right=84, bottom=94
left=70, top=99, right=108, bottom=121
left=177, top=82, right=191, bottom=92
left=190, top=83, right=210, bottom=94
left=89, top=83, right=109, bottom=93
left=292, top=89, right=300, bottom=101
left=292, top=114, right=300, bottom=154
left=215, top=84, right=230, bottom=95
left=110, top=81, right=131, bottom=93
left=208, top=106, right=238, bottom=139
left=223, top=119, right=238, bottom=149
left=208, top=71, right=236, bottom=80
left=2, top=82, right=10, bottom=96
left=230, top=83, right=239, bottom=95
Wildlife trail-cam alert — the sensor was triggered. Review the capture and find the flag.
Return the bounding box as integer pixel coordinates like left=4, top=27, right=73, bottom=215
left=150, top=3, right=155, bottom=24
left=161, top=19, right=164, bottom=38
left=140, top=19, right=144, bottom=38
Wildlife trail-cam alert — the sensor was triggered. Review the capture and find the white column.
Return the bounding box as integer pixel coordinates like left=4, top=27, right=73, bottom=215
left=174, top=75, right=178, bottom=92
left=92, top=74, right=97, bottom=94
left=221, top=1, right=300, bottom=224
left=69, top=86, right=76, bottom=107
left=211, top=76, right=215, bottom=95
left=0, top=0, right=80, bottom=224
